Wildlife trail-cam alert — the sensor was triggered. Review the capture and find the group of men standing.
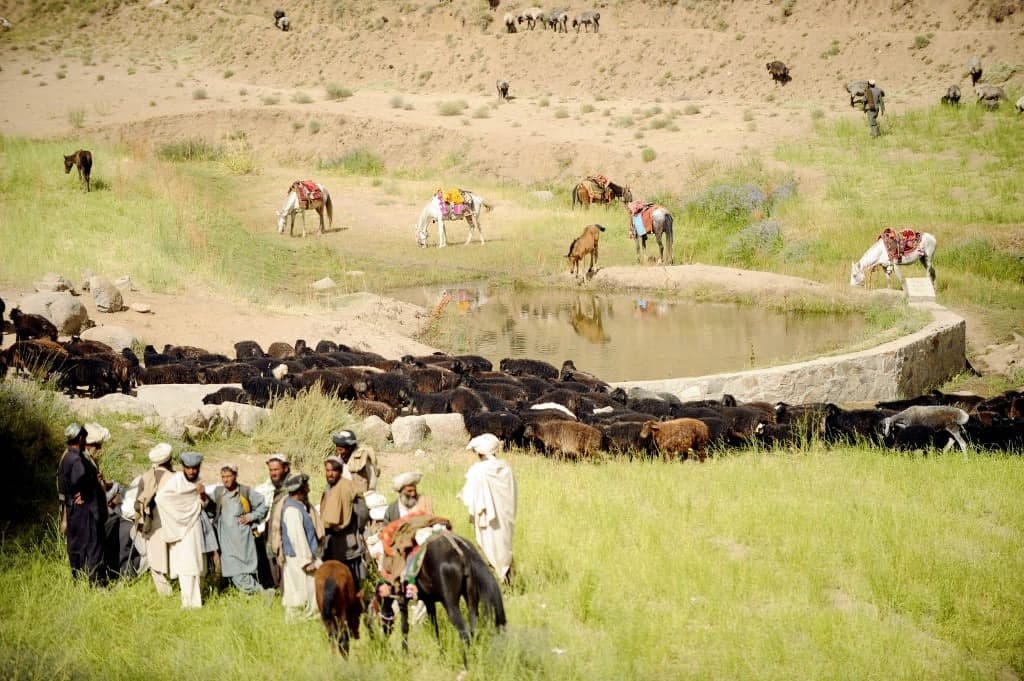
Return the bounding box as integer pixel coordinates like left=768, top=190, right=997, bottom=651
left=59, top=422, right=518, bottom=620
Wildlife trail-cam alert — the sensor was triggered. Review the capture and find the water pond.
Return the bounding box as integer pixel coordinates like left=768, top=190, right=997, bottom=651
left=390, top=285, right=866, bottom=382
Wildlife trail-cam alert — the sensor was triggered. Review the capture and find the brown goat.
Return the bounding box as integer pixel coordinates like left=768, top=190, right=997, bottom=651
left=523, top=419, right=603, bottom=459
left=566, top=224, right=606, bottom=278
left=639, top=418, right=711, bottom=462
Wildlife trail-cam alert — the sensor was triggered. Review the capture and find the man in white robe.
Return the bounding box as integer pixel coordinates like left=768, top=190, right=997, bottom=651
left=459, top=434, right=517, bottom=582
left=280, top=473, right=321, bottom=621
left=155, top=451, right=209, bottom=609
left=136, top=443, right=175, bottom=596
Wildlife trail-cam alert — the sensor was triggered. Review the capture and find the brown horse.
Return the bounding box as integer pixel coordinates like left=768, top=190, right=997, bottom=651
left=315, top=560, right=363, bottom=656
left=64, top=150, right=93, bottom=192
left=571, top=178, right=632, bottom=209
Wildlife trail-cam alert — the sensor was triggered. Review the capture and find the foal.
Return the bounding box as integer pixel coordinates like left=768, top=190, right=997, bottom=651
left=314, top=560, right=362, bottom=656
left=64, top=150, right=93, bottom=192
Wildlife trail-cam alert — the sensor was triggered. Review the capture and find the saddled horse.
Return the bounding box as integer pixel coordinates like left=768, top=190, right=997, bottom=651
left=64, top=150, right=93, bottom=192
left=415, top=190, right=491, bottom=248
left=399, top=531, right=506, bottom=668
left=850, top=230, right=936, bottom=288
left=314, top=560, right=363, bottom=657
left=628, top=203, right=674, bottom=264
left=572, top=177, right=632, bottom=209
left=277, top=180, right=334, bottom=237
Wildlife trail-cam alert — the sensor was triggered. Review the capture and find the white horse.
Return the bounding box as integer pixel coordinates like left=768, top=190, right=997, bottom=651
left=276, top=181, right=333, bottom=237
left=415, top=191, right=491, bottom=248
left=850, top=231, right=936, bottom=287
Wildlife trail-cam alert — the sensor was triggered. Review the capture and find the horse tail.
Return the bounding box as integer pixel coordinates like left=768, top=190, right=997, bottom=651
left=458, top=537, right=506, bottom=628
left=325, top=192, right=334, bottom=229
left=571, top=184, right=579, bottom=210
left=663, top=212, right=674, bottom=261
left=481, top=200, right=494, bottom=213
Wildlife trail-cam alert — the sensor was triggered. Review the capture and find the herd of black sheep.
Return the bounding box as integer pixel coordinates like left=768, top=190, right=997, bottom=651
left=2, top=303, right=1023, bottom=457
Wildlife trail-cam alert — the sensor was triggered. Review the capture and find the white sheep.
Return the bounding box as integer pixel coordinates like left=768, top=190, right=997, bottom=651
left=1016, top=95, right=1024, bottom=114
left=882, top=405, right=969, bottom=453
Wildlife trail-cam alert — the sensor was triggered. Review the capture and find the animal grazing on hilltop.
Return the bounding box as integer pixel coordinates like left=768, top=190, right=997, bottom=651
left=572, top=10, right=600, bottom=32
left=850, top=229, right=936, bottom=288
left=10, top=308, right=58, bottom=342
left=627, top=202, right=674, bottom=265
left=64, top=150, right=93, bottom=192
left=566, top=224, right=605, bottom=279
left=503, top=12, right=517, bottom=32
left=273, top=9, right=290, bottom=31
left=941, top=84, right=961, bottom=106
left=277, top=181, right=332, bottom=237
left=571, top=176, right=632, bottom=209
left=0, top=17, right=11, bottom=31
left=967, top=56, right=982, bottom=86
left=881, top=405, right=970, bottom=453
left=496, top=79, right=510, bottom=100
left=547, top=9, right=569, bottom=32
left=398, top=532, right=506, bottom=669
left=975, top=84, right=1005, bottom=109
left=517, top=7, right=545, bottom=29
left=846, top=80, right=870, bottom=108
left=415, top=189, right=491, bottom=248
left=1017, top=95, right=1024, bottom=113
left=766, top=60, right=791, bottom=85
left=315, top=561, right=362, bottom=657
left=639, top=418, right=711, bottom=461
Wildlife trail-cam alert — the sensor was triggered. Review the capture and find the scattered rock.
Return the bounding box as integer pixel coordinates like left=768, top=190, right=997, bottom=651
left=19, top=291, right=90, bottom=335
left=217, top=402, right=268, bottom=435
left=34, top=272, right=75, bottom=293
left=130, top=302, right=152, bottom=314
left=80, top=325, right=138, bottom=353
left=359, top=415, right=392, bottom=444
left=421, top=413, right=470, bottom=444
left=391, top=415, right=428, bottom=447
left=311, top=277, right=337, bottom=290
left=70, top=393, right=160, bottom=420
left=94, top=282, right=125, bottom=313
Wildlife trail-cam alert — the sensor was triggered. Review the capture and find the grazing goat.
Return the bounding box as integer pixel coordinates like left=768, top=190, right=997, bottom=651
left=975, top=84, right=1004, bottom=108
left=517, top=7, right=545, bottom=29
left=941, top=84, right=961, bottom=106
left=566, top=224, right=605, bottom=278
left=522, top=420, right=602, bottom=458
left=10, top=308, right=58, bottom=342
left=503, top=13, right=517, bottom=32
left=967, top=56, right=982, bottom=86
left=496, top=79, right=510, bottom=100
left=572, top=11, right=600, bottom=32
left=881, top=405, right=970, bottom=453
left=242, top=376, right=297, bottom=407
left=275, top=14, right=290, bottom=31
left=267, top=341, right=295, bottom=359
left=766, top=60, right=791, bottom=85
left=547, top=10, right=568, bottom=32
left=639, top=418, right=711, bottom=462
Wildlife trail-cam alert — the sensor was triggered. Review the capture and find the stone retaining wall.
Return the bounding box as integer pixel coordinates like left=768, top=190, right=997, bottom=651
left=613, top=300, right=966, bottom=404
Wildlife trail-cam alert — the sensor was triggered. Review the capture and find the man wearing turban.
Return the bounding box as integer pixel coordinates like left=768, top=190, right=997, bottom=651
left=56, top=423, right=108, bottom=586
left=155, top=451, right=210, bottom=608
left=135, top=443, right=175, bottom=596
left=459, top=434, right=517, bottom=582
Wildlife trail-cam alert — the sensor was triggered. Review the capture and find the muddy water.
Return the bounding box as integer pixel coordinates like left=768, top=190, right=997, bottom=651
left=391, top=285, right=866, bottom=382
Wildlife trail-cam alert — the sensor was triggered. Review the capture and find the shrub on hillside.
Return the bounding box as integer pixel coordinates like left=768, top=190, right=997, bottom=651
left=723, top=220, right=785, bottom=265
left=687, top=183, right=767, bottom=226
left=157, top=138, right=224, bottom=161
left=325, top=83, right=353, bottom=100
left=319, top=148, right=385, bottom=175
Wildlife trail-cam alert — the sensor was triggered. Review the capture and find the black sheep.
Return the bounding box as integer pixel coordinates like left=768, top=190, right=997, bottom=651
left=202, top=386, right=250, bottom=405
left=499, top=357, right=559, bottom=380
left=362, top=372, right=413, bottom=409
left=234, top=340, right=266, bottom=360
left=141, top=363, right=200, bottom=384
left=57, top=356, right=119, bottom=397
left=10, top=308, right=58, bottom=342
left=464, top=410, right=525, bottom=443
left=242, top=376, right=297, bottom=407
left=823, top=405, right=895, bottom=445
left=197, top=362, right=261, bottom=384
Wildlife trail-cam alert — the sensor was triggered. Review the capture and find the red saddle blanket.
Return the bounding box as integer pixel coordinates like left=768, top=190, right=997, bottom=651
left=291, top=180, right=322, bottom=207
left=878, top=228, right=921, bottom=262
left=628, top=202, right=659, bottom=238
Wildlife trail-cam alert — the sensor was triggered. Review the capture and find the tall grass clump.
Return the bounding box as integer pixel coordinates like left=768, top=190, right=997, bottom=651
left=157, top=137, right=223, bottom=161
left=67, top=108, right=86, bottom=129
left=641, top=147, right=657, bottom=163
left=291, top=91, right=313, bottom=104
left=319, top=147, right=385, bottom=175
left=192, top=88, right=208, bottom=100
left=324, top=82, right=353, bottom=100
left=722, top=219, right=784, bottom=266
left=437, top=100, right=468, bottom=116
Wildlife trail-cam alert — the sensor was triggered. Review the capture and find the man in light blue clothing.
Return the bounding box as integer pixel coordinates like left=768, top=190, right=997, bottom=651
left=209, top=464, right=267, bottom=594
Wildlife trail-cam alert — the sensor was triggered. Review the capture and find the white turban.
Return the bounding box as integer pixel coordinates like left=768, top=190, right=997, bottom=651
left=84, top=423, right=110, bottom=445
left=148, top=443, right=173, bottom=465
left=466, top=433, right=501, bottom=458
left=392, top=471, right=422, bottom=492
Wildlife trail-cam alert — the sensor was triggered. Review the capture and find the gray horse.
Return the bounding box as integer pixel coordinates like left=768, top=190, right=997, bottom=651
left=629, top=205, right=674, bottom=265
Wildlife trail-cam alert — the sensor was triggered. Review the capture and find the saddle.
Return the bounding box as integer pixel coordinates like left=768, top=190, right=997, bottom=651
left=628, top=201, right=658, bottom=238
left=379, top=513, right=452, bottom=583
left=878, top=228, right=922, bottom=263
left=585, top=175, right=611, bottom=201
left=292, top=180, right=323, bottom=209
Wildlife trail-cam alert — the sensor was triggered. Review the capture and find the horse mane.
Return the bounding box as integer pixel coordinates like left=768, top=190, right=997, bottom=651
left=452, top=535, right=506, bottom=627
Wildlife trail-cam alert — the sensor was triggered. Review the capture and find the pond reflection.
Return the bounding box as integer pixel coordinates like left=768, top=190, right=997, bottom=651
left=390, top=285, right=865, bottom=382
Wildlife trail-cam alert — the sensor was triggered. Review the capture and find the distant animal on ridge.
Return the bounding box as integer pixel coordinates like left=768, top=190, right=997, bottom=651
left=766, top=60, right=791, bottom=85
left=967, top=56, right=982, bottom=86
left=64, top=150, right=93, bottom=192
left=503, top=12, right=517, bottom=32
left=940, top=84, right=961, bottom=106
left=496, top=79, right=510, bottom=100
left=1017, top=95, right=1024, bottom=114
left=975, top=84, right=1005, bottom=109
left=572, top=11, right=600, bottom=32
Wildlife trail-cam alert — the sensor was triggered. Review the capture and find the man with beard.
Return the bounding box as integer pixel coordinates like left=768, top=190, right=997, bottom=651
left=155, top=451, right=214, bottom=609
left=135, top=443, right=175, bottom=596
left=383, top=471, right=433, bottom=523
left=210, top=463, right=267, bottom=594
left=330, top=430, right=379, bottom=494
left=280, top=473, right=321, bottom=621
left=258, top=453, right=291, bottom=590
left=460, top=433, right=517, bottom=583
left=319, top=456, right=369, bottom=590
left=57, top=423, right=108, bottom=586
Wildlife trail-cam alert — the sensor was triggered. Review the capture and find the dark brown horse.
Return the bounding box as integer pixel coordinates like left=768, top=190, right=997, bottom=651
left=64, top=150, right=93, bottom=192
left=399, top=531, right=506, bottom=669
left=571, top=177, right=632, bottom=209
left=315, top=560, right=363, bottom=656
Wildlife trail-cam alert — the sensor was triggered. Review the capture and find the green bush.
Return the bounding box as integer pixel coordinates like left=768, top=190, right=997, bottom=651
left=291, top=91, right=313, bottom=104
left=192, top=88, right=207, bottom=100
left=157, top=137, right=224, bottom=161
left=641, top=147, right=657, bottom=162
left=437, top=100, right=468, bottom=116
left=325, top=82, right=353, bottom=100
left=913, top=34, right=931, bottom=49
left=319, top=148, right=385, bottom=175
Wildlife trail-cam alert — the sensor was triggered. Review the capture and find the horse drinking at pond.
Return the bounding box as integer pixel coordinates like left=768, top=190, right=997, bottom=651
left=415, top=190, right=491, bottom=248
left=314, top=560, right=362, bottom=657
left=627, top=201, right=674, bottom=264
left=64, top=150, right=92, bottom=192
left=398, top=531, right=506, bottom=668
left=850, top=229, right=936, bottom=288
left=572, top=175, right=632, bottom=209
left=277, top=180, right=333, bottom=237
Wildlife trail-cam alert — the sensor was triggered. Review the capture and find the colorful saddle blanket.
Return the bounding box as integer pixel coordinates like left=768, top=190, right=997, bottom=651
left=628, top=202, right=658, bottom=237
left=292, top=180, right=322, bottom=208
left=442, top=202, right=470, bottom=219
left=879, top=228, right=922, bottom=262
